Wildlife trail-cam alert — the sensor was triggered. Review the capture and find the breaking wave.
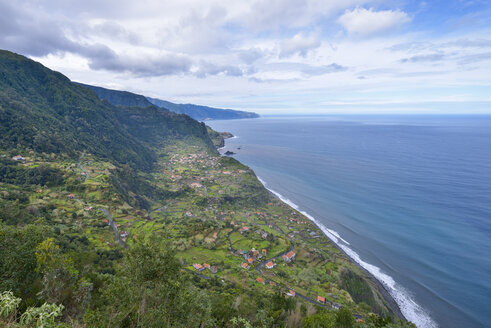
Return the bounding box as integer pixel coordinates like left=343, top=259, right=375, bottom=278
left=257, top=176, right=438, bottom=328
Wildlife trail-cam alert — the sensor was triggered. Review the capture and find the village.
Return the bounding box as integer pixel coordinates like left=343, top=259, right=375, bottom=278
left=0, top=139, right=394, bottom=322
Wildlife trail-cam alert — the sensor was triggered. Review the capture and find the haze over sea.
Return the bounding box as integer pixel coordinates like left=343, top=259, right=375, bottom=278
left=208, top=115, right=491, bottom=328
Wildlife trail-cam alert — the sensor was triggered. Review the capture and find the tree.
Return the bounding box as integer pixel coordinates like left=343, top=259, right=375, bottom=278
left=36, top=238, right=79, bottom=304
left=335, top=307, right=355, bottom=328
left=302, top=310, right=336, bottom=328
left=0, top=223, right=47, bottom=304
left=84, top=237, right=212, bottom=328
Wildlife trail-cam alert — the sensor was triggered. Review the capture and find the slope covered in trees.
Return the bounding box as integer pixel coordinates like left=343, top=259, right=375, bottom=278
left=76, top=83, right=154, bottom=108
left=78, top=82, right=259, bottom=121
left=147, top=96, right=259, bottom=121
left=0, top=50, right=414, bottom=328
left=0, top=50, right=214, bottom=171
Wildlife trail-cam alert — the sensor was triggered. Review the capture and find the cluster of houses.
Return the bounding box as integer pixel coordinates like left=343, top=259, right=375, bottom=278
left=168, top=152, right=219, bottom=171
left=192, top=263, right=218, bottom=274
left=261, top=250, right=295, bottom=270
left=239, top=247, right=268, bottom=269
left=288, top=216, right=309, bottom=225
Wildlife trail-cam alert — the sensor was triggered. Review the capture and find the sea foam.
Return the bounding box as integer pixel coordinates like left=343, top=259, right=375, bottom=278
left=257, top=176, right=438, bottom=328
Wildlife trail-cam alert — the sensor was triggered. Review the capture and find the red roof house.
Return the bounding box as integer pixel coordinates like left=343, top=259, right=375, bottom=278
left=286, top=290, right=296, bottom=297
left=282, top=250, right=296, bottom=262
left=193, top=263, right=204, bottom=271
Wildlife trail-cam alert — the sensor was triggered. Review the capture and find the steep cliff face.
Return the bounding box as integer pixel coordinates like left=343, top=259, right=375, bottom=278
left=0, top=50, right=216, bottom=170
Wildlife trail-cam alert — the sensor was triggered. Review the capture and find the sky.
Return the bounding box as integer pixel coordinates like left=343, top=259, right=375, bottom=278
left=1, top=0, right=490, bottom=115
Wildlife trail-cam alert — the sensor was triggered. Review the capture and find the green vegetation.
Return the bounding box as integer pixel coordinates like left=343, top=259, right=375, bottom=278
left=76, top=83, right=153, bottom=108
left=0, top=50, right=413, bottom=327
left=147, top=96, right=260, bottom=121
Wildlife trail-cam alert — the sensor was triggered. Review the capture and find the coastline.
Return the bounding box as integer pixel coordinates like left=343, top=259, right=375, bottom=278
left=215, top=138, right=406, bottom=321
left=258, top=178, right=406, bottom=320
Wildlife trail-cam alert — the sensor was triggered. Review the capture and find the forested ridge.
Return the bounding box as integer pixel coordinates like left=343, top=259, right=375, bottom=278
left=0, top=50, right=414, bottom=328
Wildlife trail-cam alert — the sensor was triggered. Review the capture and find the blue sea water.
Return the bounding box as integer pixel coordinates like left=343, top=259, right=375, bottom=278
left=207, top=115, right=491, bottom=328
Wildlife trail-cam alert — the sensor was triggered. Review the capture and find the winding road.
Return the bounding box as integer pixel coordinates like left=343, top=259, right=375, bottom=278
left=77, top=152, right=89, bottom=182
left=98, top=208, right=127, bottom=248
left=76, top=152, right=126, bottom=248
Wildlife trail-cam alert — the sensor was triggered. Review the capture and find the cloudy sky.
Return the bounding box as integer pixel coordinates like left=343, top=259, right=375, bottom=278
left=1, top=0, right=490, bottom=114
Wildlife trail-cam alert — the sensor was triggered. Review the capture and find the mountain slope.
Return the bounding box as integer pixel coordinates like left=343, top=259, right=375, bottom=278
left=75, top=82, right=259, bottom=121
left=76, top=83, right=154, bottom=108
left=0, top=49, right=411, bottom=328
left=147, top=96, right=259, bottom=121
left=0, top=50, right=214, bottom=170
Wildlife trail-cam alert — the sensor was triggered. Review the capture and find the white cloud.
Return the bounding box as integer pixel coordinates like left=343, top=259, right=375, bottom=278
left=278, top=33, right=321, bottom=58
left=1, top=0, right=489, bottom=114
left=338, top=7, right=411, bottom=37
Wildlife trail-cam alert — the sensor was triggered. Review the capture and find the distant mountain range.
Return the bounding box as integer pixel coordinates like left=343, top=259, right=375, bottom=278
left=146, top=97, right=259, bottom=121
left=78, top=83, right=259, bottom=121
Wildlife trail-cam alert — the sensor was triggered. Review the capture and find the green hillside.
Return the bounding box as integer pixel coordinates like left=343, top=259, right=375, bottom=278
left=0, top=50, right=412, bottom=328
left=0, top=50, right=214, bottom=171
left=76, top=82, right=259, bottom=121
left=147, top=96, right=260, bottom=121
left=76, top=83, right=154, bottom=108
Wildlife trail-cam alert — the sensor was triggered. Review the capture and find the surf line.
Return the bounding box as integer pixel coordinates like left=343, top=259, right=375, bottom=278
left=257, top=176, right=437, bottom=328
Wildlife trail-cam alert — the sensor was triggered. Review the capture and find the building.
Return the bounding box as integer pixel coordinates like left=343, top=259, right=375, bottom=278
left=265, top=261, right=275, bottom=269
left=193, top=263, right=204, bottom=271
left=203, top=263, right=211, bottom=269
left=256, top=277, right=265, bottom=284
left=317, top=296, right=326, bottom=304
left=67, top=194, right=75, bottom=199
left=12, top=155, right=25, bottom=161
left=210, top=266, right=218, bottom=274
left=257, top=230, right=268, bottom=239
left=282, top=250, right=296, bottom=262
left=262, top=249, right=267, bottom=256
left=286, top=290, right=296, bottom=297
left=241, top=262, right=249, bottom=269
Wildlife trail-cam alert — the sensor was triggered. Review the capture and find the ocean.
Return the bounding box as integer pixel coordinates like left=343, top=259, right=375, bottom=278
left=207, top=115, right=491, bottom=328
